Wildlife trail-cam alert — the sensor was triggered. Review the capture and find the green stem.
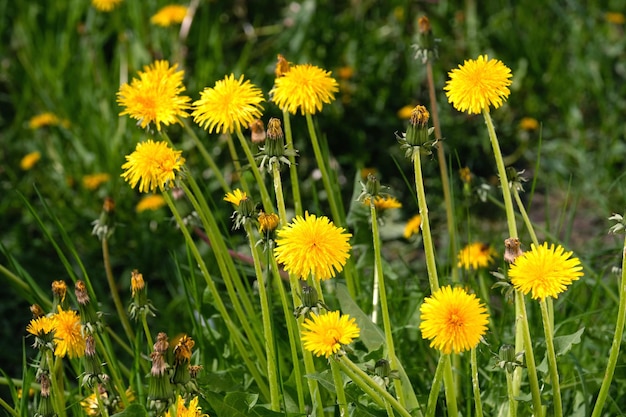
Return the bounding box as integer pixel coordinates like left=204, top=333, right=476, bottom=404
left=282, top=110, right=302, bottom=217
left=412, top=150, right=439, bottom=292
left=0, top=396, right=19, bottom=417
left=236, top=129, right=275, bottom=214
left=505, top=370, right=517, bottom=417
left=591, top=235, right=626, bottom=417
left=141, top=315, right=154, bottom=352
left=244, top=222, right=281, bottom=411
left=442, top=356, right=458, bottom=417
left=426, top=354, right=446, bottom=417
left=470, top=348, right=484, bottom=417
left=540, top=298, right=562, bottom=417
left=182, top=120, right=230, bottom=192
left=163, top=192, right=270, bottom=401
left=337, top=356, right=413, bottom=417
left=370, top=203, right=408, bottom=408
left=331, top=358, right=348, bottom=417
left=272, top=163, right=288, bottom=224
left=516, top=291, right=543, bottom=417
left=512, top=186, right=539, bottom=246
left=226, top=133, right=251, bottom=194
left=47, top=351, right=67, bottom=417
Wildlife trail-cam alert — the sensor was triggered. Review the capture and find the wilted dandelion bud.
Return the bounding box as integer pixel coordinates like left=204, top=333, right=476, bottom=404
left=249, top=119, right=266, bottom=144
left=30, top=304, right=45, bottom=318
left=75, top=280, right=90, bottom=305
left=275, top=54, right=290, bottom=78
left=153, top=332, right=169, bottom=354
left=504, top=237, right=523, bottom=264
left=51, top=280, right=68, bottom=310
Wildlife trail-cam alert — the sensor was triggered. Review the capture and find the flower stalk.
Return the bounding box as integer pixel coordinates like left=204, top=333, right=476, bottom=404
left=540, top=298, right=562, bottom=417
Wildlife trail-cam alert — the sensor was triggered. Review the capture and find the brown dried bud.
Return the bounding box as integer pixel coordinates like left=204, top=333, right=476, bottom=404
left=30, top=304, right=45, bottom=318
left=154, top=332, right=169, bottom=354
left=418, top=16, right=431, bottom=34
left=275, top=54, right=290, bottom=77
left=504, top=238, right=523, bottom=264
left=52, top=280, right=67, bottom=302
left=75, top=280, right=90, bottom=305
left=249, top=119, right=266, bottom=144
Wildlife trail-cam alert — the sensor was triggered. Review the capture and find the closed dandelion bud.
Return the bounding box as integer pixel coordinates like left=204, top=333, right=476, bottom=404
left=92, top=197, right=116, bottom=241
left=266, top=117, right=286, bottom=158
left=302, top=285, right=320, bottom=308
left=189, top=365, right=203, bottom=379
left=374, top=359, right=392, bottom=379
left=35, top=394, right=55, bottom=417
left=504, top=237, right=523, bottom=264
left=258, top=212, right=280, bottom=234
left=51, top=280, right=68, bottom=311
left=30, top=304, right=45, bottom=318
left=75, top=280, right=90, bottom=305
left=76, top=281, right=100, bottom=330
left=249, top=119, right=266, bottom=144
left=153, top=332, right=169, bottom=354
left=406, top=105, right=431, bottom=146
left=364, top=173, right=381, bottom=198
left=499, top=344, right=517, bottom=374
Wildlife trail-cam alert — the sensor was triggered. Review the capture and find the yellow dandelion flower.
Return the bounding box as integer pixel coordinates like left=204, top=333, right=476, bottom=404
left=165, top=395, right=208, bottom=417
left=117, top=60, right=191, bottom=132
left=20, top=151, right=41, bottom=170
left=29, top=112, right=60, bottom=129
left=403, top=214, right=422, bottom=239
left=26, top=316, right=55, bottom=338
left=173, top=335, right=195, bottom=364
left=82, top=173, right=111, bottom=190
left=519, top=117, right=539, bottom=131
left=136, top=194, right=167, bottom=212
left=457, top=242, right=497, bottom=270
left=151, top=5, right=188, bottom=26
left=444, top=55, right=512, bottom=114
left=274, top=212, right=352, bottom=281
left=223, top=189, right=247, bottom=206
left=121, top=140, right=185, bottom=193
left=258, top=212, right=280, bottom=233
left=52, top=307, right=86, bottom=358
left=508, top=242, right=583, bottom=300
left=419, top=286, right=489, bottom=354
left=606, top=12, right=625, bottom=25
left=363, top=195, right=402, bottom=211
left=271, top=64, right=339, bottom=115
left=192, top=74, right=265, bottom=134
left=301, top=311, right=360, bottom=358
left=91, top=0, right=123, bottom=12
left=337, top=66, right=354, bottom=80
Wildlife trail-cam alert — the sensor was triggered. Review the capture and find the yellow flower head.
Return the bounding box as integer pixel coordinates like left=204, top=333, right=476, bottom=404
left=52, top=307, right=86, bottom=358
left=29, top=112, right=60, bottom=129
left=165, top=395, right=208, bottom=417
left=117, top=60, right=191, bottom=132
left=82, top=173, right=111, bottom=190
left=419, top=286, right=489, bottom=354
left=606, top=12, right=626, bottom=25
left=301, top=311, right=360, bottom=358
left=362, top=196, right=402, bottom=211
left=92, top=0, right=123, bottom=12
left=121, top=140, right=185, bottom=193
left=457, top=242, right=497, bottom=270
left=271, top=64, right=339, bottom=115
left=26, top=316, right=55, bottom=338
left=444, top=55, right=512, bottom=114
left=136, top=194, right=167, bottom=212
left=151, top=5, right=188, bottom=27
left=397, top=104, right=415, bottom=120
left=192, top=74, right=265, bottom=134
left=223, top=189, right=247, bottom=206
left=403, top=214, right=422, bottom=239
left=20, top=151, right=41, bottom=170
left=258, top=212, right=280, bottom=233
left=508, top=242, right=583, bottom=300
left=274, top=212, right=352, bottom=281
left=131, top=270, right=145, bottom=297
left=519, top=117, right=539, bottom=131
left=174, top=335, right=195, bottom=364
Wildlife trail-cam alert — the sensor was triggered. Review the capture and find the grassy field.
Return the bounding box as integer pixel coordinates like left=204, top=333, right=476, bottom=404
left=1, top=1, right=626, bottom=416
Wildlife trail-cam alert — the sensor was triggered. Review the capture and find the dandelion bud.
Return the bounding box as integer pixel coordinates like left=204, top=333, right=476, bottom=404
left=364, top=173, right=381, bottom=198
left=417, top=16, right=431, bottom=34
left=154, top=332, right=169, bottom=354
left=504, top=237, right=523, bottom=264
left=275, top=54, right=290, bottom=78
left=30, top=304, right=45, bottom=318
left=405, top=105, right=431, bottom=147
left=75, top=280, right=90, bottom=305
left=131, top=269, right=145, bottom=297
left=258, top=212, right=280, bottom=234
left=249, top=119, right=266, bottom=144
left=51, top=280, right=68, bottom=311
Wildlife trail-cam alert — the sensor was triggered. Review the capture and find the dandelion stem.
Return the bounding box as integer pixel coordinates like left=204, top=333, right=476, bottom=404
left=181, top=120, right=230, bottom=192
left=226, top=133, right=251, bottom=194
left=470, top=348, right=484, bottom=417
left=505, top=370, right=517, bottom=417
left=236, top=129, right=275, bottom=214
left=426, top=354, right=446, bottom=417
left=540, top=298, right=562, bottom=417
left=591, top=236, right=626, bottom=417
left=512, top=186, right=539, bottom=246
left=0, top=396, right=19, bottom=417
left=516, top=292, right=543, bottom=417
left=442, top=356, right=458, bottom=417
left=282, top=110, right=303, bottom=217
left=330, top=358, right=348, bottom=417
left=370, top=202, right=408, bottom=408
left=271, top=163, right=288, bottom=225
left=141, top=315, right=154, bottom=352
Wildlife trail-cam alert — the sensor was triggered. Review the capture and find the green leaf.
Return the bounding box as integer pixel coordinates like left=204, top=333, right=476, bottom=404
left=554, top=327, right=585, bottom=356
left=336, top=284, right=385, bottom=352
left=110, top=404, right=148, bottom=417
left=205, top=392, right=289, bottom=417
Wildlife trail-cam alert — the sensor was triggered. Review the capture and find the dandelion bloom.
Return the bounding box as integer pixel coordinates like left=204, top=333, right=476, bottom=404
left=274, top=212, right=352, bottom=281
left=223, top=189, right=247, bottom=206
left=403, top=214, right=422, bottom=239
left=363, top=195, right=402, bottom=211
left=91, top=0, right=123, bottom=12
left=420, top=286, right=489, bottom=354
left=151, top=5, right=188, bottom=27
left=20, top=151, right=41, bottom=170
left=82, top=173, right=111, bottom=190
left=136, top=194, right=166, bottom=212
left=117, top=60, right=191, bottom=132
left=271, top=64, right=339, bottom=115
left=52, top=308, right=86, bottom=358
left=121, top=140, right=185, bottom=193
left=444, top=55, right=512, bottom=114
left=26, top=316, right=55, bottom=338
left=258, top=212, right=280, bottom=233
left=165, top=395, right=208, bottom=417
left=192, top=74, right=265, bottom=134
left=457, top=242, right=497, bottom=270
left=508, top=242, right=583, bottom=300
left=519, top=117, right=539, bottom=131
left=29, top=112, right=60, bottom=129
left=606, top=12, right=625, bottom=25
left=301, top=311, right=360, bottom=358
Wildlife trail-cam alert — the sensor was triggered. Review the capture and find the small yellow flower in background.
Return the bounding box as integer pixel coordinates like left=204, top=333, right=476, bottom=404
left=151, top=5, right=188, bottom=27
left=192, top=74, right=265, bottom=134
left=82, top=173, right=111, bottom=190
left=165, top=395, right=208, bottom=417
left=606, top=12, right=625, bottom=25
left=26, top=316, right=55, bottom=338
left=52, top=307, right=86, bottom=358
left=397, top=104, right=415, bottom=120
left=519, top=117, right=539, bottom=131
left=274, top=212, right=352, bottom=281
left=457, top=242, right=497, bottom=270
left=20, top=151, right=41, bottom=170
left=444, top=55, right=512, bottom=114
left=271, top=64, right=339, bottom=115
left=301, top=311, right=360, bottom=358
left=224, top=189, right=247, bottom=206
left=459, top=167, right=472, bottom=184
left=29, top=112, right=60, bottom=129
left=419, top=286, right=489, bottom=354
left=136, top=194, right=167, bottom=212
left=508, top=242, right=583, bottom=300
left=91, top=0, right=123, bottom=12
left=117, top=60, right=191, bottom=132
left=121, top=140, right=185, bottom=193
left=337, top=66, right=354, bottom=80
left=403, top=214, right=422, bottom=239
left=363, top=195, right=402, bottom=211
